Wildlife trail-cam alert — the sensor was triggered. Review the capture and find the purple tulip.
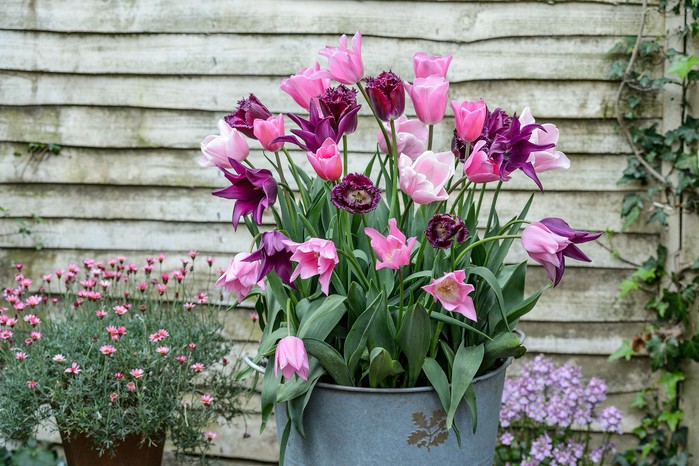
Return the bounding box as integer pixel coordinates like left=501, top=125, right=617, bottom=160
left=425, top=214, right=468, bottom=249
left=521, top=218, right=601, bottom=286
left=212, top=159, right=277, bottom=230
left=224, top=94, right=273, bottom=139
left=364, top=71, right=405, bottom=122
left=244, top=230, right=295, bottom=286
left=331, top=173, right=382, bottom=214
left=318, top=85, right=360, bottom=135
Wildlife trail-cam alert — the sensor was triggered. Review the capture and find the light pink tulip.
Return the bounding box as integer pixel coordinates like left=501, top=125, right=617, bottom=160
left=413, top=52, right=453, bottom=79
left=199, top=119, right=249, bottom=168
left=280, top=62, right=331, bottom=110
left=253, top=114, right=285, bottom=152
left=285, top=238, right=339, bottom=295
left=364, top=218, right=417, bottom=270
left=422, top=270, right=477, bottom=322
left=404, top=76, right=450, bottom=125
left=274, top=336, right=309, bottom=381
left=307, top=137, right=343, bottom=181
left=317, top=32, right=364, bottom=85
left=377, top=115, right=428, bottom=160
left=463, top=140, right=502, bottom=184
left=521, top=222, right=569, bottom=284
left=399, top=151, right=455, bottom=204
left=214, top=252, right=266, bottom=303
left=519, top=107, right=570, bottom=173
left=451, top=100, right=487, bottom=142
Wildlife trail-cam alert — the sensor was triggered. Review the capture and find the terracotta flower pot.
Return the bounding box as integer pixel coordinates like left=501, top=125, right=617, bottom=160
left=60, top=431, right=165, bottom=466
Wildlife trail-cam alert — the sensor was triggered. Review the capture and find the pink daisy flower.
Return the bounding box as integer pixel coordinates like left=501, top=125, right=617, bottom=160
left=0, top=330, right=13, bottom=340
left=23, top=314, right=41, bottom=327
left=113, top=305, right=128, bottom=316
left=175, top=355, right=187, bottom=364
left=200, top=394, right=214, bottom=406
left=188, top=343, right=196, bottom=351
left=190, top=363, right=205, bottom=372
left=25, top=296, right=42, bottom=308
left=30, top=331, right=42, bottom=341
left=95, top=309, right=107, bottom=319
left=114, top=372, right=124, bottom=379
left=156, top=346, right=170, bottom=356
left=52, top=354, right=65, bottom=363
left=15, top=352, right=28, bottom=361
left=99, top=345, right=117, bottom=356
left=27, top=381, right=38, bottom=390
left=65, top=362, right=81, bottom=374
left=183, top=302, right=196, bottom=311
left=130, top=368, right=144, bottom=378
left=204, top=432, right=217, bottom=441
left=126, top=381, right=137, bottom=392
left=109, top=392, right=118, bottom=403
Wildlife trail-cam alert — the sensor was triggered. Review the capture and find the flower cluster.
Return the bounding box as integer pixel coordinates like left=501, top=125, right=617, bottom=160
left=496, top=355, right=623, bottom=465
left=0, top=255, right=244, bottom=460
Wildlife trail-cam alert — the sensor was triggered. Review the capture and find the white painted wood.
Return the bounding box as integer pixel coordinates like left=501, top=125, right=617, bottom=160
left=0, top=1, right=662, bottom=39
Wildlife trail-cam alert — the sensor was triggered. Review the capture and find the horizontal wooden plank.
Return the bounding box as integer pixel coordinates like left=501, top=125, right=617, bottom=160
left=0, top=1, right=661, bottom=39
left=0, top=145, right=639, bottom=193
left=519, top=321, right=644, bottom=355
left=0, top=106, right=642, bottom=154
left=0, top=72, right=661, bottom=119
left=0, top=183, right=659, bottom=234
left=0, top=31, right=633, bottom=81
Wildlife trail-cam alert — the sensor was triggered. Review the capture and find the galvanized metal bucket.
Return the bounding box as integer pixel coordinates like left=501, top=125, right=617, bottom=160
left=274, top=357, right=512, bottom=466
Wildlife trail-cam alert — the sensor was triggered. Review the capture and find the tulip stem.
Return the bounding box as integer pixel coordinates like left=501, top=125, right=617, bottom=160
left=454, top=234, right=520, bottom=265
left=357, top=81, right=392, bottom=155
left=361, top=214, right=379, bottom=282
left=485, top=181, right=504, bottom=235
left=399, top=199, right=414, bottom=230
left=389, top=118, right=401, bottom=223
left=342, top=135, right=349, bottom=176
left=274, top=151, right=288, bottom=187
left=427, top=125, right=434, bottom=151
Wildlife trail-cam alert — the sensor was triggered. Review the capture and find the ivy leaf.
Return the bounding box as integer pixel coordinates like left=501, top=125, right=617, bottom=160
left=668, top=54, right=699, bottom=79
left=609, top=340, right=634, bottom=361
left=658, top=409, right=684, bottom=432
left=658, top=371, right=685, bottom=402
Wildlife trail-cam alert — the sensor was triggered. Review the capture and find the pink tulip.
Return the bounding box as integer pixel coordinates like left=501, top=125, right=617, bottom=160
left=364, top=218, right=417, bottom=270
left=399, top=151, right=455, bottom=204
left=253, top=114, right=285, bottom=152
left=463, top=140, right=502, bottom=183
left=404, top=76, right=450, bottom=125
left=317, top=32, right=364, bottom=85
left=422, top=270, right=477, bottom=321
left=199, top=119, right=249, bottom=168
left=214, top=252, right=266, bottom=303
left=274, top=336, right=309, bottom=381
left=451, top=100, right=487, bottom=142
left=377, top=115, right=428, bottom=160
left=519, top=107, right=570, bottom=173
left=413, top=52, right=453, bottom=79
left=280, top=62, right=331, bottom=110
left=307, top=137, right=343, bottom=181
left=285, top=238, right=339, bottom=295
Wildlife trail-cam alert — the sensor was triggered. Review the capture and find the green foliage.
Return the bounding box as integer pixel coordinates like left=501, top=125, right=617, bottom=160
left=0, top=440, right=64, bottom=466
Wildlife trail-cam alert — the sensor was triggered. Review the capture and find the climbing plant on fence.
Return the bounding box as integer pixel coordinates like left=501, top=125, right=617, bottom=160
left=608, top=1, right=699, bottom=465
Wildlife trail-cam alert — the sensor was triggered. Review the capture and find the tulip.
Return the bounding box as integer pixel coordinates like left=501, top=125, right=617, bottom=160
left=377, top=115, right=428, bottom=160
left=244, top=231, right=295, bottom=286
left=307, top=137, right=343, bottom=181
left=422, top=270, right=477, bottom=321
left=463, top=140, right=502, bottom=184
left=519, top=107, right=570, bottom=173
left=225, top=94, right=272, bottom=139
left=521, top=218, right=602, bottom=286
left=364, top=71, right=405, bottom=122
left=451, top=99, right=487, bottom=142
left=331, top=173, right=382, bottom=214
left=199, top=120, right=249, bottom=168
left=364, top=218, right=417, bottom=270
left=214, top=252, right=266, bottom=303
left=253, top=114, right=285, bottom=152
left=276, top=100, right=358, bottom=153
left=285, top=238, right=339, bottom=295
left=318, top=85, right=360, bottom=135
left=274, top=336, right=309, bottom=381
left=451, top=130, right=468, bottom=162
left=404, top=76, right=450, bottom=125
left=317, top=32, right=364, bottom=85
left=413, top=52, right=453, bottom=79
left=280, top=62, right=331, bottom=110
left=425, top=214, right=468, bottom=249
left=399, top=151, right=455, bottom=204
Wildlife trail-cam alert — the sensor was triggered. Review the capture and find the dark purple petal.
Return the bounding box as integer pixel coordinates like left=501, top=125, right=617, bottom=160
left=425, top=214, right=468, bottom=249
left=244, top=231, right=295, bottom=285
left=225, top=94, right=272, bottom=139
left=331, top=174, right=382, bottom=214
left=364, top=71, right=405, bottom=122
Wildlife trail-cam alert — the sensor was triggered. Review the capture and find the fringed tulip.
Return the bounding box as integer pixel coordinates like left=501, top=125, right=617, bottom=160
left=307, top=137, right=343, bottom=181
left=285, top=238, right=339, bottom=295
left=364, top=71, right=405, bottom=122
left=377, top=115, right=428, bottom=160
left=452, top=100, right=487, bottom=142
left=319, top=85, right=360, bottom=135
left=331, top=173, right=382, bottom=214
left=364, top=218, right=417, bottom=270
left=214, top=252, right=266, bottom=303
left=422, top=270, right=477, bottom=322
left=404, top=76, right=450, bottom=125
left=413, top=52, right=453, bottom=79
left=225, top=94, right=272, bottom=139
left=280, top=62, right=331, bottom=110
left=253, top=114, right=285, bottom=152
left=399, top=151, right=455, bottom=204
left=274, top=336, right=309, bottom=381
left=317, top=32, right=364, bottom=85
left=521, top=218, right=602, bottom=286
left=199, top=120, right=249, bottom=168
left=425, top=214, right=468, bottom=249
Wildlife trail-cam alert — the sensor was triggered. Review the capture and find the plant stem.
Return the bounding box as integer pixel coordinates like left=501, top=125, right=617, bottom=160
left=342, top=135, right=348, bottom=176
left=455, top=234, right=520, bottom=264
left=357, top=81, right=392, bottom=154
left=427, top=124, right=434, bottom=151
left=274, top=151, right=288, bottom=187
left=389, top=118, right=401, bottom=223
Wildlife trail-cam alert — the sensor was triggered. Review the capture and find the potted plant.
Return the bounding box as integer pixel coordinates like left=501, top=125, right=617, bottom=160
left=0, top=254, right=244, bottom=465
left=200, top=32, right=602, bottom=465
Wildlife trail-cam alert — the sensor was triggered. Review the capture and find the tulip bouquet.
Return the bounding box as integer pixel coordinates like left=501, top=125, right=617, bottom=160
left=201, top=32, right=601, bottom=440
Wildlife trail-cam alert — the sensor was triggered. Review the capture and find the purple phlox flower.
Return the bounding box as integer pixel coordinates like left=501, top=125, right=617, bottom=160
left=224, top=94, right=272, bottom=139
left=425, top=214, right=468, bottom=249
left=544, top=394, right=573, bottom=427
left=551, top=441, right=583, bottom=466
left=275, top=99, right=360, bottom=153
left=530, top=433, right=553, bottom=461
left=364, top=71, right=405, bottom=121
left=243, top=231, right=295, bottom=286
left=500, top=431, right=514, bottom=446
left=584, top=376, right=608, bottom=405
left=598, top=406, right=623, bottom=434
left=212, top=159, right=278, bottom=230
left=318, top=85, right=361, bottom=135
left=331, top=173, right=382, bottom=214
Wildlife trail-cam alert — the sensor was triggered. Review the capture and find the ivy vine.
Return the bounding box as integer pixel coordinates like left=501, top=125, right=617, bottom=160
left=608, top=1, right=699, bottom=465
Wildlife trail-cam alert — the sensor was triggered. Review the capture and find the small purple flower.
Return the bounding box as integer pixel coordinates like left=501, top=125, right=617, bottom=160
left=212, top=160, right=277, bottom=230
left=584, top=376, right=607, bottom=405
left=598, top=406, right=623, bottom=434
left=451, top=129, right=468, bottom=162
left=243, top=231, right=295, bottom=286
left=225, top=94, right=273, bottom=139
left=364, top=71, right=405, bottom=121
left=500, top=431, right=514, bottom=446
left=529, top=433, right=552, bottom=461
left=319, top=85, right=361, bottom=135
left=331, top=173, right=382, bottom=214
left=425, top=214, right=468, bottom=249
